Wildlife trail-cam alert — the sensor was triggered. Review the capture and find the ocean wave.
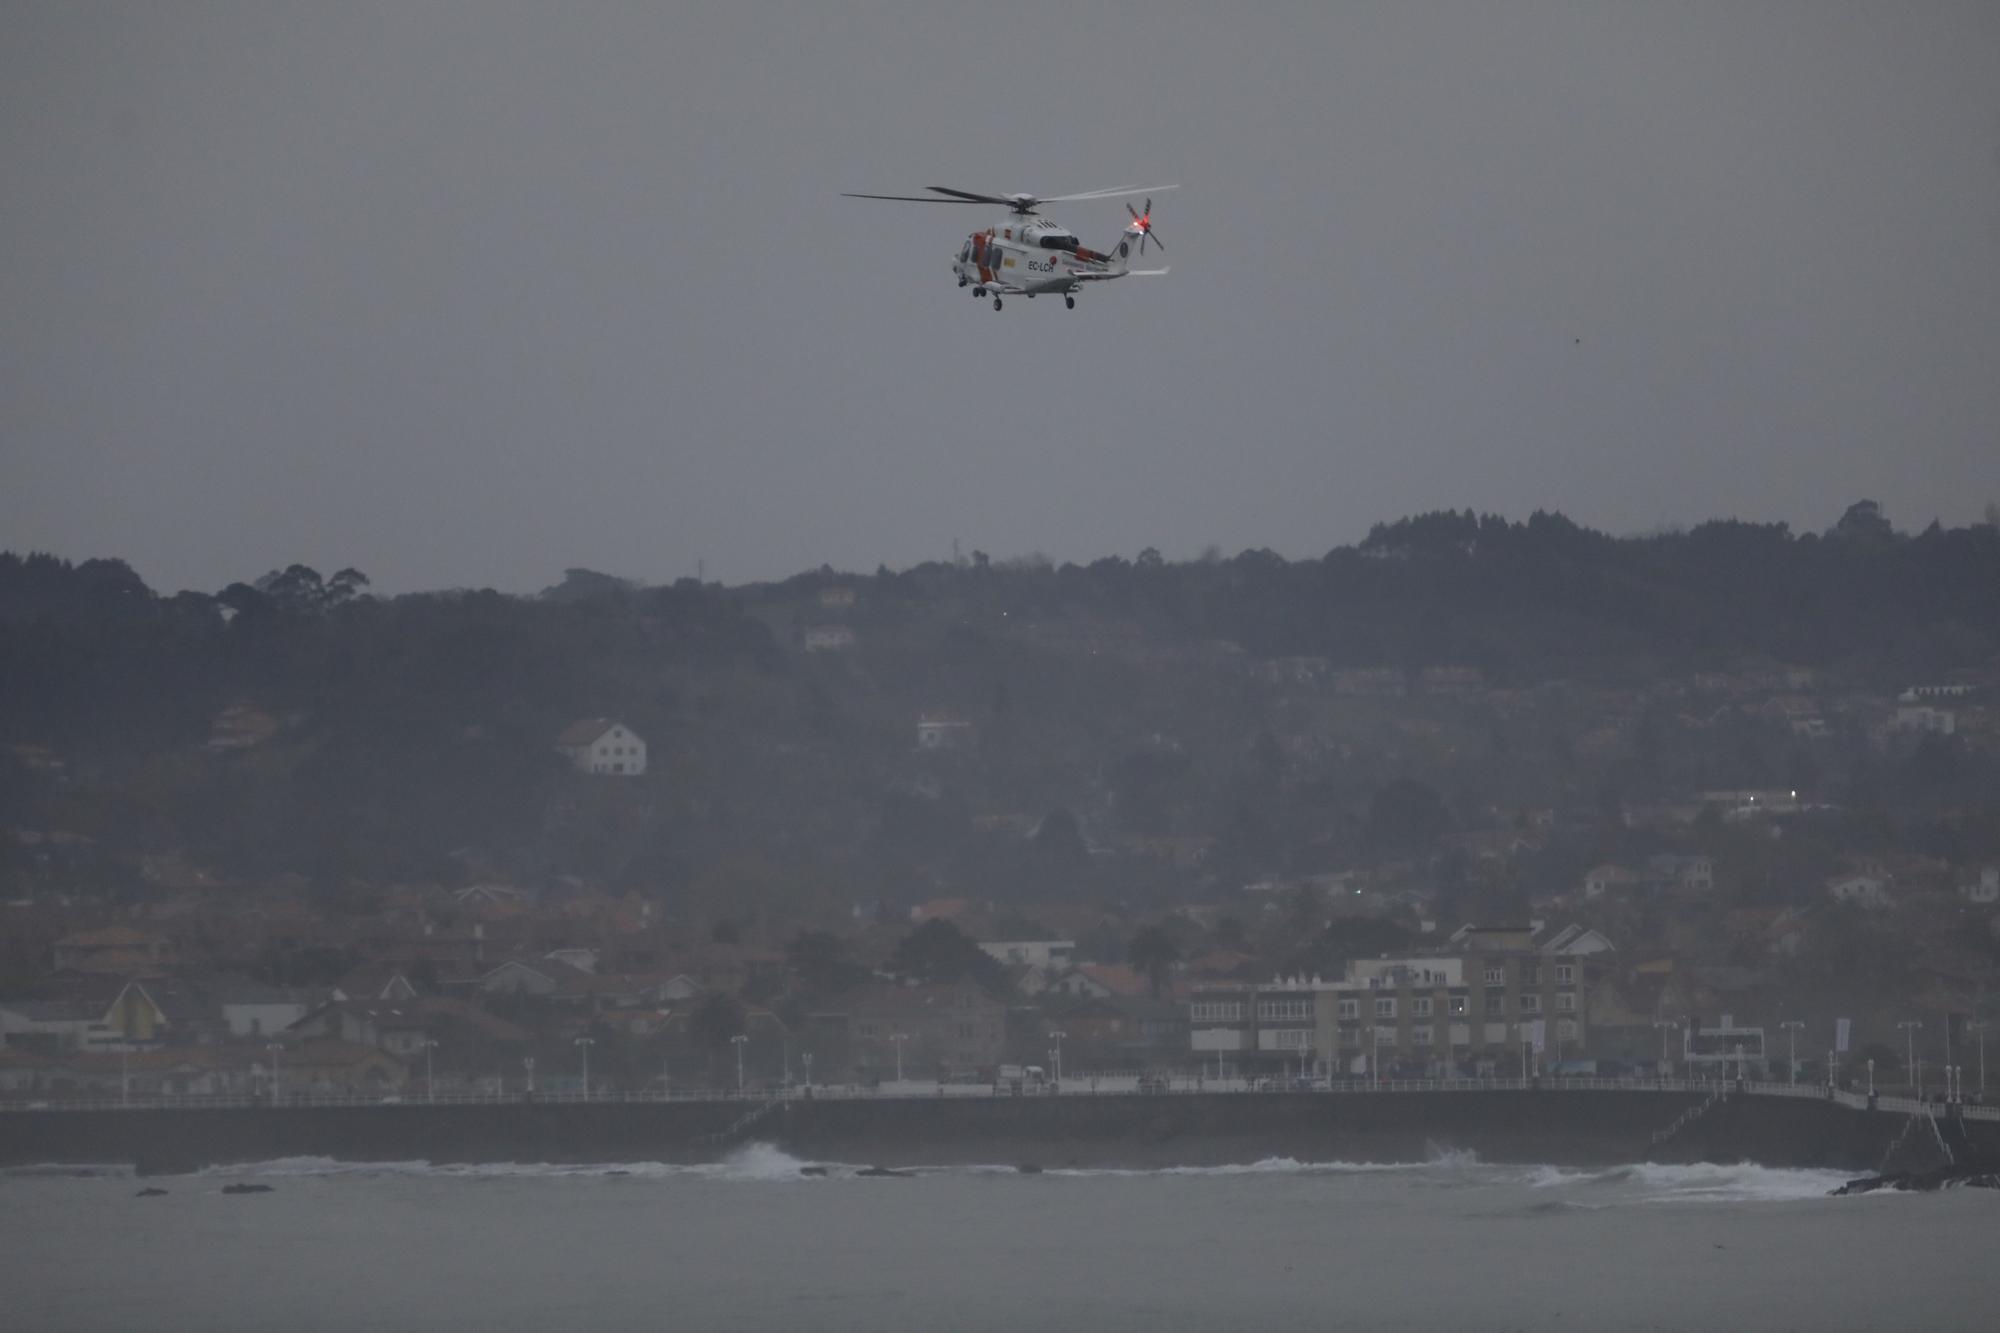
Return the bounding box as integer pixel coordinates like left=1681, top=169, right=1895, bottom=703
left=1048, top=1155, right=1461, bottom=1178
left=0, top=1162, right=135, bottom=1180
left=1521, top=1160, right=1849, bottom=1203
left=194, top=1143, right=823, bottom=1183
left=155, top=1148, right=1853, bottom=1201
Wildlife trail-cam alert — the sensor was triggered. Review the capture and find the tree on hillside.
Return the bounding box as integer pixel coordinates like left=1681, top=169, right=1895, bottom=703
left=1366, top=779, right=1451, bottom=855
left=785, top=930, right=866, bottom=995
left=1831, top=500, right=1893, bottom=542
left=888, top=919, right=1004, bottom=990
left=1032, top=807, right=1089, bottom=868
left=689, top=992, right=745, bottom=1085
left=1127, top=925, right=1182, bottom=998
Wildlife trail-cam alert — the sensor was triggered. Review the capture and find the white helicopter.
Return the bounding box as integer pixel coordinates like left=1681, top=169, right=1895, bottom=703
left=842, top=183, right=1173, bottom=311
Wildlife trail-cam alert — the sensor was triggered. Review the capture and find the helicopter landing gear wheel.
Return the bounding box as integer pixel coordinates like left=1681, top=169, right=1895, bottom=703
left=958, top=277, right=968, bottom=288
left=1065, top=296, right=1075, bottom=310
left=992, top=297, right=1003, bottom=311
left=973, top=287, right=985, bottom=298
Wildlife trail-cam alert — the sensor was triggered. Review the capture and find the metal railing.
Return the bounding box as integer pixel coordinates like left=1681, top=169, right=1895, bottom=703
left=4, top=1075, right=1996, bottom=1118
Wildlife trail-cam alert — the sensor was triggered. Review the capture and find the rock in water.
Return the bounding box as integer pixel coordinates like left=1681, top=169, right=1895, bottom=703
left=220, top=1183, right=274, bottom=1195
left=1832, top=1165, right=2000, bottom=1195
left=135, top=1187, right=169, bottom=1197
left=856, top=1166, right=912, bottom=1178
left=798, top=1166, right=830, bottom=1177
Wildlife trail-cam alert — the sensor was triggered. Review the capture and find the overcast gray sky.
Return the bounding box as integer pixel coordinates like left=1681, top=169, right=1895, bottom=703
left=4, top=2, right=1997, bottom=593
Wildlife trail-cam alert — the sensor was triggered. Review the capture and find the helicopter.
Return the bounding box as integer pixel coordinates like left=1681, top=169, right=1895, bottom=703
left=841, top=183, right=1173, bottom=311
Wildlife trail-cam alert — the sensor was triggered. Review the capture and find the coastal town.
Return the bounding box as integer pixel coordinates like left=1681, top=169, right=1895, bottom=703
left=6, top=525, right=1999, bottom=1105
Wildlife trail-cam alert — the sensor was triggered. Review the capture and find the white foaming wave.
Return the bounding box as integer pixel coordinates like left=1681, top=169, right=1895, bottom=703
left=1520, top=1160, right=1848, bottom=1202
left=193, top=1143, right=824, bottom=1183
left=1050, top=1155, right=1452, bottom=1178
left=1627, top=1161, right=1853, bottom=1203
left=685, top=1142, right=821, bottom=1182
left=0, top=1162, right=135, bottom=1179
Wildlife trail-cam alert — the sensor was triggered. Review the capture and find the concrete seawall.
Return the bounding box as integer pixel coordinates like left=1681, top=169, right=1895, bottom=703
left=4, top=1091, right=1994, bottom=1175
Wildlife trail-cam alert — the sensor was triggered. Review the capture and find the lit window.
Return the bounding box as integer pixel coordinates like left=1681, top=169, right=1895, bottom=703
left=1449, top=995, right=1467, bottom=1016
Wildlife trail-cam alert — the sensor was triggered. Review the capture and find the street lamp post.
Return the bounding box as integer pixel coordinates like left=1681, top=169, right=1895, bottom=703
left=802, top=1052, right=813, bottom=1092
left=1867, top=1059, right=1875, bottom=1098
left=1780, top=1021, right=1805, bottom=1085
left=523, top=1055, right=536, bottom=1099
left=730, top=1033, right=748, bottom=1094
left=1970, top=1021, right=1989, bottom=1097
left=1898, top=1020, right=1923, bottom=1095
left=1654, top=1020, right=1680, bottom=1080
left=1047, top=1030, right=1066, bottom=1084
left=267, top=1043, right=284, bottom=1104
left=574, top=1036, right=595, bottom=1100
left=890, top=1032, right=908, bottom=1083
left=423, top=1039, right=438, bottom=1103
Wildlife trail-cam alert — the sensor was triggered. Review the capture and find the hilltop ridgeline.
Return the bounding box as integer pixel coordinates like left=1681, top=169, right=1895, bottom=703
left=1, top=503, right=1997, bottom=926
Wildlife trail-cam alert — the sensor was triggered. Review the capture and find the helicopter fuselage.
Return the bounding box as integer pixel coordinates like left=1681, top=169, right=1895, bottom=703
left=952, top=216, right=1126, bottom=298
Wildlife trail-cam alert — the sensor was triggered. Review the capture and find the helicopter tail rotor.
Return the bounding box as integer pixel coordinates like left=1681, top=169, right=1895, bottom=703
left=1124, top=199, right=1165, bottom=255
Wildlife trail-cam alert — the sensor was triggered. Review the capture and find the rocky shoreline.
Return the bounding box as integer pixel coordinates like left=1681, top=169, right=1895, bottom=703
left=1831, top=1163, right=2000, bottom=1195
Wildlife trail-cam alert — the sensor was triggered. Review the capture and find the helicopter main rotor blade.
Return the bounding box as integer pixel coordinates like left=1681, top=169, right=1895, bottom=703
left=923, top=186, right=1024, bottom=206
left=1044, top=183, right=1179, bottom=203
left=842, top=192, right=991, bottom=204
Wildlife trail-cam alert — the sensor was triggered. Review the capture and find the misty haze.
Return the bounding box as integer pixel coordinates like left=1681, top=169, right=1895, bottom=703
left=4, top=4, right=2000, bottom=1330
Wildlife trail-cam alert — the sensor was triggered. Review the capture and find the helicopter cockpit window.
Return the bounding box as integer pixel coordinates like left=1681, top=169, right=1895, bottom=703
left=1038, top=233, right=1079, bottom=251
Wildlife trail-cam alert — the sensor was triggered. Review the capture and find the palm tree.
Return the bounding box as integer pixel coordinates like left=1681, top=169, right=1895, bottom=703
left=1127, top=926, right=1183, bottom=999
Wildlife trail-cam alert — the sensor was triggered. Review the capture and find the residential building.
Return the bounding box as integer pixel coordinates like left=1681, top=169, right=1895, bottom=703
left=812, top=978, right=1005, bottom=1081
left=1188, top=924, right=1608, bottom=1078
left=288, top=1000, right=431, bottom=1060
left=1958, top=866, right=1999, bottom=906
left=0, top=999, right=107, bottom=1052
left=218, top=985, right=311, bottom=1039
left=916, top=714, right=975, bottom=750
left=50, top=925, right=174, bottom=975
left=1827, top=873, right=1894, bottom=911
left=1646, top=854, right=1715, bottom=896
left=555, top=718, right=648, bottom=776
left=1895, top=704, right=1956, bottom=736
left=978, top=939, right=1075, bottom=969
left=803, top=625, right=857, bottom=652
left=1582, top=864, right=1640, bottom=900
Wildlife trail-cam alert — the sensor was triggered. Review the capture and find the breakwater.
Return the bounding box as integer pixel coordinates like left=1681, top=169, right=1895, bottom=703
left=6, top=1087, right=1997, bottom=1175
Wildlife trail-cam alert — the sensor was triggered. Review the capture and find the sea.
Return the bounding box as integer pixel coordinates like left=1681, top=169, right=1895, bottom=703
left=3, top=1144, right=1994, bottom=1331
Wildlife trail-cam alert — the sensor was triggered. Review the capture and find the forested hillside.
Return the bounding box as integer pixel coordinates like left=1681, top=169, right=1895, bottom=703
left=3, top=503, right=1998, bottom=926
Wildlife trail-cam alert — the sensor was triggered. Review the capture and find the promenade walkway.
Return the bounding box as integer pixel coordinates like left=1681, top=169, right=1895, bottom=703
left=6, top=1074, right=1995, bottom=1122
